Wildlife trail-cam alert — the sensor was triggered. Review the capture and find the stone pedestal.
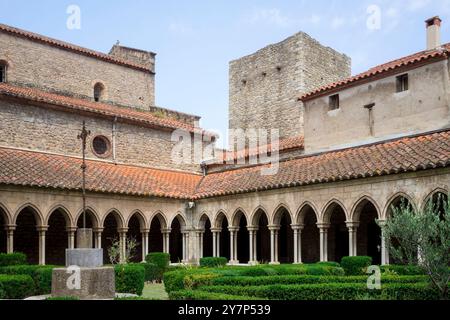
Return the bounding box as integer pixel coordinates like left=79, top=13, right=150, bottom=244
left=66, top=249, right=103, bottom=268
left=52, top=267, right=115, bottom=300
left=77, top=228, right=93, bottom=249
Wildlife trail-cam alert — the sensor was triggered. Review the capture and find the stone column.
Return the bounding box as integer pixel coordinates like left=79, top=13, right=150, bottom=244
left=247, top=226, right=258, bottom=265
left=197, top=231, right=204, bottom=259
left=118, top=228, right=128, bottom=264
left=162, top=228, right=171, bottom=254
left=268, top=225, right=280, bottom=265
left=5, top=225, right=16, bottom=254
left=291, top=224, right=304, bottom=264
left=141, top=229, right=149, bottom=262
left=181, top=231, right=189, bottom=263
left=317, top=223, right=330, bottom=262
left=37, top=226, right=48, bottom=266
left=93, top=227, right=103, bottom=249
left=228, top=227, right=239, bottom=264
left=211, top=228, right=221, bottom=257
left=346, top=222, right=359, bottom=257
left=378, top=220, right=389, bottom=265
left=67, top=227, right=77, bottom=250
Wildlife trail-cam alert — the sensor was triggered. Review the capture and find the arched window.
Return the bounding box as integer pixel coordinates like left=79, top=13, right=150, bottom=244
left=93, top=83, right=105, bottom=102
left=0, top=61, right=7, bottom=83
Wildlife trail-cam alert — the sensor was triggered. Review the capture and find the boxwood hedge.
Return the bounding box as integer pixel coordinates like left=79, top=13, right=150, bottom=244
left=0, top=274, right=35, bottom=299
left=0, top=253, right=28, bottom=267
left=115, top=264, right=145, bottom=296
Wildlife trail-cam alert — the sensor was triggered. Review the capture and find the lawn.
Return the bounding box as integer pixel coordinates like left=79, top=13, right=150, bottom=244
left=142, top=283, right=169, bottom=300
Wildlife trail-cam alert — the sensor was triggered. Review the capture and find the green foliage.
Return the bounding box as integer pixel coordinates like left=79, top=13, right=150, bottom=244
left=46, top=296, right=80, bottom=300
left=0, top=265, right=57, bottom=295
left=0, top=253, right=28, bottom=267
left=115, top=264, right=145, bottom=296
left=0, top=283, right=4, bottom=299
left=381, top=265, right=425, bottom=275
left=145, top=252, right=170, bottom=282
left=315, top=261, right=341, bottom=267
left=384, top=196, right=450, bottom=299
left=169, top=290, right=266, bottom=300
left=341, top=256, right=372, bottom=275
left=199, top=283, right=440, bottom=300
left=108, top=237, right=139, bottom=265
left=200, top=257, right=228, bottom=268
left=0, top=274, right=35, bottom=299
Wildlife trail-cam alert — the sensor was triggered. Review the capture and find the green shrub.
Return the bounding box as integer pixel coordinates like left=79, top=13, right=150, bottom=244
left=341, top=256, right=372, bottom=275
left=46, top=296, right=80, bottom=300
left=0, top=274, right=35, bottom=299
left=0, top=253, right=28, bottom=267
left=200, top=257, right=228, bottom=268
left=0, top=282, right=4, bottom=299
left=169, top=290, right=266, bottom=300
left=0, top=265, right=57, bottom=295
left=315, top=261, right=341, bottom=267
left=145, top=253, right=170, bottom=282
left=200, top=282, right=439, bottom=300
left=381, top=265, right=426, bottom=275
left=115, top=264, right=145, bottom=296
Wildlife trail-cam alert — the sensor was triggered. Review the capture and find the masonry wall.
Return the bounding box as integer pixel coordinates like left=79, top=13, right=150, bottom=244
left=229, top=32, right=351, bottom=143
left=304, top=59, right=450, bottom=153
left=0, top=99, right=205, bottom=172
left=0, top=31, right=155, bottom=110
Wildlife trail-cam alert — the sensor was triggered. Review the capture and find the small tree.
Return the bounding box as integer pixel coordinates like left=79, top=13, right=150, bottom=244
left=383, top=197, right=450, bottom=299
left=107, top=236, right=139, bottom=265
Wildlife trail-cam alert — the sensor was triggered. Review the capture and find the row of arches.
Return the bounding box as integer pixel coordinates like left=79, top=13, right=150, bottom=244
left=0, top=190, right=447, bottom=265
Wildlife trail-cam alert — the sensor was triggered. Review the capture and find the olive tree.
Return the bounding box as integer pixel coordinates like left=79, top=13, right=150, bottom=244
left=383, top=196, right=450, bottom=299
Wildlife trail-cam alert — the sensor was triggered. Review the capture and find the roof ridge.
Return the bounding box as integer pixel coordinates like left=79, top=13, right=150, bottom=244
left=0, top=23, right=153, bottom=73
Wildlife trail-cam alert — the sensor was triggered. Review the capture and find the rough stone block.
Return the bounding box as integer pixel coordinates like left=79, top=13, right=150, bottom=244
left=52, top=267, right=115, bottom=300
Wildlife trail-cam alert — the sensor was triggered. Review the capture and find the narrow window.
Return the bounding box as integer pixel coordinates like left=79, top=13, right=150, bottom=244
left=329, top=94, right=340, bottom=111
left=93, top=83, right=105, bottom=102
left=396, top=74, right=409, bottom=92
left=0, top=62, right=7, bottom=83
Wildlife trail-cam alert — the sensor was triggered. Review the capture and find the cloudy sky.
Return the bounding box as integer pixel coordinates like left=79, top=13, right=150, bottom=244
left=1, top=0, right=449, bottom=146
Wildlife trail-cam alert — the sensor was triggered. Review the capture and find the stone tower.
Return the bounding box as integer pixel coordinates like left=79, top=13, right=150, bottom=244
left=229, top=32, right=351, bottom=142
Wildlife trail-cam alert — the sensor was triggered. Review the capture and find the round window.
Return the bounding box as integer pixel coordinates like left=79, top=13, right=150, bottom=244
left=92, top=136, right=111, bottom=157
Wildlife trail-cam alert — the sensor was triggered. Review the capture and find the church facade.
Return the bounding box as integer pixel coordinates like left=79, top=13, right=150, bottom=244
left=0, top=17, right=449, bottom=266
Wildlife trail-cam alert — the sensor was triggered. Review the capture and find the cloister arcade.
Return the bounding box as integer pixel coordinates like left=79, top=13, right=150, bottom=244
left=0, top=186, right=447, bottom=266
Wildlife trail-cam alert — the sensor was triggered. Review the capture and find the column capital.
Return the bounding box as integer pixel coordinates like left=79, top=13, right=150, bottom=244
left=317, top=223, right=331, bottom=230
left=4, top=224, right=16, bottom=231
left=93, top=227, right=104, bottom=233
left=377, top=220, right=387, bottom=227
left=228, top=226, right=239, bottom=232
left=268, top=225, right=281, bottom=231
left=118, top=227, right=129, bottom=234
left=140, top=228, right=150, bottom=234
left=291, top=224, right=305, bottom=231
left=210, top=228, right=222, bottom=233
left=66, top=226, right=78, bottom=233
left=161, top=228, right=172, bottom=234
left=247, top=226, right=259, bottom=232
left=346, top=221, right=360, bottom=229
left=36, top=225, right=49, bottom=232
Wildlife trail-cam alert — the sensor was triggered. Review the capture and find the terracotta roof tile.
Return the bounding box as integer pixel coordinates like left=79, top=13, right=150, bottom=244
left=0, top=83, right=215, bottom=136
left=0, top=148, right=202, bottom=200
left=0, top=23, right=153, bottom=73
left=299, top=44, right=450, bottom=101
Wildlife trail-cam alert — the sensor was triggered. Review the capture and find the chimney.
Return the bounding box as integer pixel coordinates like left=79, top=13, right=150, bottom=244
left=425, top=16, right=442, bottom=50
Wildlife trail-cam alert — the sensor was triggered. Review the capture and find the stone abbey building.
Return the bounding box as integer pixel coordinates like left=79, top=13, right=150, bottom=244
left=0, top=17, right=449, bottom=266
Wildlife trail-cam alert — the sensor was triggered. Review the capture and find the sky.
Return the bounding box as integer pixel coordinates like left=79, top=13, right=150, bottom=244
left=1, top=0, right=449, bottom=147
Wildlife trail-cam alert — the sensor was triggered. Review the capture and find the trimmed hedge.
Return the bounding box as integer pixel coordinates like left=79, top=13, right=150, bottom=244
left=0, top=253, right=27, bottom=267
left=200, top=257, right=228, bottom=268
left=145, top=253, right=170, bottom=282
left=381, top=265, right=426, bottom=275
left=199, top=283, right=439, bottom=300
left=169, top=290, right=266, bottom=301
left=0, top=274, right=35, bottom=299
left=341, top=256, right=372, bottom=275
left=115, top=264, right=145, bottom=296
left=0, top=265, right=56, bottom=295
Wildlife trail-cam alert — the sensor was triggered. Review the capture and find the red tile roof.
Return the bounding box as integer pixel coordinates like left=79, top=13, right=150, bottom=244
left=0, top=23, right=153, bottom=73
left=0, top=130, right=448, bottom=200
left=0, top=148, right=202, bottom=200
left=194, top=130, right=450, bottom=199
left=0, top=83, right=215, bottom=136
left=299, top=44, right=450, bottom=101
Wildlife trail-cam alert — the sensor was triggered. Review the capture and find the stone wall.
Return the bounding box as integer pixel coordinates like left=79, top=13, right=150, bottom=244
left=304, top=60, right=450, bottom=153
left=0, top=99, right=205, bottom=172
left=0, top=31, right=155, bottom=110
left=229, top=32, right=351, bottom=144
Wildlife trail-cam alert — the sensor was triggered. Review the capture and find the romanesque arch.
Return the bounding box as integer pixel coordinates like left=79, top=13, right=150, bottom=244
left=46, top=207, right=72, bottom=265
left=14, top=205, right=43, bottom=264
left=170, top=214, right=186, bottom=263
left=127, top=211, right=147, bottom=263
left=273, top=205, right=293, bottom=263
left=199, top=214, right=213, bottom=258
left=252, top=208, right=270, bottom=263
left=352, top=197, right=381, bottom=265
left=0, top=204, right=9, bottom=254
left=101, top=210, right=124, bottom=264
left=214, top=211, right=230, bottom=260
left=149, top=212, right=166, bottom=254
left=233, top=209, right=249, bottom=263
left=297, top=203, right=320, bottom=263
left=323, top=201, right=348, bottom=263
